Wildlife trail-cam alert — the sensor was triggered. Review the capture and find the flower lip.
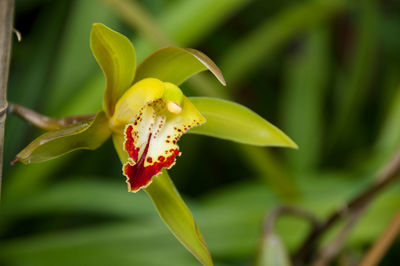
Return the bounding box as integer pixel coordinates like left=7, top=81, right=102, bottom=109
left=122, top=97, right=206, bottom=192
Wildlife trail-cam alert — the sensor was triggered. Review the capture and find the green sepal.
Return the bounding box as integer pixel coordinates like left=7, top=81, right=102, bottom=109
left=145, top=170, right=213, bottom=266
left=189, top=97, right=298, bottom=148
left=90, top=23, right=136, bottom=116
left=15, top=111, right=111, bottom=164
left=112, top=134, right=213, bottom=266
left=134, top=46, right=226, bottom=86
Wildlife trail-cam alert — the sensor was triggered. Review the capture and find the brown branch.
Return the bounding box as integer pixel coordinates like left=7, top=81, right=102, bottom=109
left=359, top=209, right=400, bottom=266
left=8, top=103, right=95, bottom=130
left=293, top=148, right=400, bottom=265
left=0, top=0, right=14, bottom=202
left=311, top=206, right=366, bottom=266
left=264, top=205, right=321, bottom=235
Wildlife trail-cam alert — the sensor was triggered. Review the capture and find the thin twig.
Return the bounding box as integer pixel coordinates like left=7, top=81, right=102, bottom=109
left=0, top=0, right=14, bottom=202
left=293, top=148, right=400, bottom=264
left=264, top=205, right=321, bottom=234
left=8, top=103, right=95, bottom=130
left=311, top=206, right=366, bottom=266
left=359, top=209, right=400, bottom=266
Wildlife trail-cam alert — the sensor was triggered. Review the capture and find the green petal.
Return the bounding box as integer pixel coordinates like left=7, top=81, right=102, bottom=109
left=145, top=170, right=213, bottom=266
left=134, top=47, right=226, bottom=86
left=90, top=23, right=136, bottom=116
left=188, top=97, right=298, bottom=148
left=15, top=111, right=111, bottom=164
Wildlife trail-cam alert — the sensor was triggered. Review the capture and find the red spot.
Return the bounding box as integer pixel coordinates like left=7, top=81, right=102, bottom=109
left=167, top=135, right=170, bottom=138
left=134, top=121, right=137, bottom=125
left=177, top=129, right=182, bottom=132
left=166, top=140, right=170, bottom=143
left=172, top=140, right=176, bottom=144
left=147, top=157, right=153, bottom=163
left=158, top=156, right=165, bottom=162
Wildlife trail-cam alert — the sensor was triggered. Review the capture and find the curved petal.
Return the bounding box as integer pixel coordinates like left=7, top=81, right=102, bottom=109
left=188, top=97, right=298, bottom=148
left=90, top=23, right=136, bottom=116
left=14, top=111, right=111, bottom=164
left=134, top=47, right=226, bottom=86
left=122, top=97, right=205, bottom=192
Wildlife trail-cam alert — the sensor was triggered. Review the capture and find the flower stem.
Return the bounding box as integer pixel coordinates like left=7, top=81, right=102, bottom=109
left=0, top=0, right=14, bottom=202
left=359, top=209, right=400, bottom=266
left=8, top=103, right=95, bottom=131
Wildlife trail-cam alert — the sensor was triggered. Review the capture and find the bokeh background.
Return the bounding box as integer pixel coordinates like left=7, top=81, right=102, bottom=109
left=1, top=0, right=400, bottom=265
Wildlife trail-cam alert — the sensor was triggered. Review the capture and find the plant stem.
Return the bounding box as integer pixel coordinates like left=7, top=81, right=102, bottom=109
left=8, top=103, right=95, bottom=130
left=359, top=209, right=400, bottom=266
left=264, top=205, right=320, bottom=235
left=311, top=207, right=366, bottom=266
left=0, top=0, right=14, bottom=201
left=293, top=147, right=400, bottom=264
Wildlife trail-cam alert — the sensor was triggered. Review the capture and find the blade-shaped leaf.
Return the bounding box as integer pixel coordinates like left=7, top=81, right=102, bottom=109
left=134, top=46, right=225, bottom=86
left=189, top=97, right=297, bottom=148
left=90, top=23, right=136, bottom=116
left=15, top=111, right=111, bottom=164
left=145, top=170, right=213, bottom=266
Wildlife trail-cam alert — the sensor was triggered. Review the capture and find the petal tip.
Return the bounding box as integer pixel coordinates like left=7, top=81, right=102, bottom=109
left=282, top=136, right=298, bottom=149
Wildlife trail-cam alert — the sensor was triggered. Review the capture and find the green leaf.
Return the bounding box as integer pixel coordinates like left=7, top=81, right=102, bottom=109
left=134, top=46, right=225, bottom=86
left=188, top=97, right=297, bottom=148
left=90, top=23, right=136, bottom=116
left=15, top=111, right=111, bottom=164
left=145, top=170, right=213, bottom=266
left=256, top=233, right=292, bottom=266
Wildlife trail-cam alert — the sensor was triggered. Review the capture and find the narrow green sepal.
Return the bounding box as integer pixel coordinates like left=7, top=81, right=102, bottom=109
left=145, top=170, right=213, bottom=266
left=15, top=111, right=111, bottom=164
left=112, top=134, right=213, bottom=266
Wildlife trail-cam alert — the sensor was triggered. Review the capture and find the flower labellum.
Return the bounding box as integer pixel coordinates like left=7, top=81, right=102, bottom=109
left=115, top=78, right=205, bottom=192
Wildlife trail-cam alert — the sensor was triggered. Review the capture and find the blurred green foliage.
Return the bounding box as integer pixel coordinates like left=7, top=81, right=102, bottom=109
left=1, top=0, right=400, bottom=265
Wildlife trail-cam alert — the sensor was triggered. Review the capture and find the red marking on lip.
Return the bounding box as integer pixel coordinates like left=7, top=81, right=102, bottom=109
left=123, top=127, right=180, bottom=192
left=125, top=125, right=139, bottom=162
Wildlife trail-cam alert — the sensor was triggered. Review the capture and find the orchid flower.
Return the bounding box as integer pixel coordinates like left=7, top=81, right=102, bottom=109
left=14, top=24, right=297, bottom=265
